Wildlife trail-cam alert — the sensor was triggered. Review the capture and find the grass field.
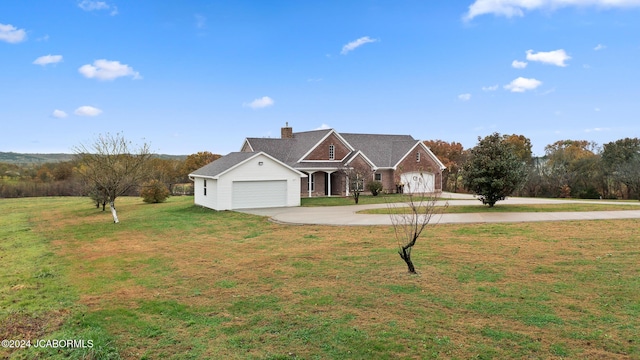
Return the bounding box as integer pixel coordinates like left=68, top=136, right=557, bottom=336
left=1, top=196, right=639, bottom=359
left=359, top=203, right=640, bottom=214
left=301, top=194, right=407, bottom=206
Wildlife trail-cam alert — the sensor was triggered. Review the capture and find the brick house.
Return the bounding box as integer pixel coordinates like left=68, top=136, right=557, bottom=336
left=240, top=124, right=446, bottom=197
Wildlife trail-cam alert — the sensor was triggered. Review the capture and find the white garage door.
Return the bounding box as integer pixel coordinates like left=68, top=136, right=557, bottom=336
left=232, top=180, right=287, bottom=209
left=400, top=172, right=435, bottom=193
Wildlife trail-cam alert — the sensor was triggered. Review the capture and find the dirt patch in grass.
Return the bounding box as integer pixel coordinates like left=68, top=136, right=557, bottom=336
left=79, top=285, right=157, bottom=310
left=59, top=231, right=157, bottom=262
left=0, top=309, right=69, bottom=340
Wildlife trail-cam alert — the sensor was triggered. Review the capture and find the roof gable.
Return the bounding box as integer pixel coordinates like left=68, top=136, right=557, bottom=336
left=297, top=129, right=354, bottom=163
left=345, top=150, right=376, bottom=169
left=300, top=131, right=352, bottom=162
left=240, top=139, right=254, bottom=152
left=189, top=151, right=306, bottom=179
left=393, top=141, right=446, bottom=170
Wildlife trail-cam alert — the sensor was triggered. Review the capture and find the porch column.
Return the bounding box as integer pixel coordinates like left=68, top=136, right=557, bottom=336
left=326, top=171, right=335, bottom=197
left=307, top=171, right=316, bottom=198
left=345, top=175, right=350, bottom=196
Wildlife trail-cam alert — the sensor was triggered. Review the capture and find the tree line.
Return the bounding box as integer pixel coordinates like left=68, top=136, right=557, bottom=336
left=0, top=141, right=221, bottom=200
left=426, top=135, right=640, bottom=202
left=2, top=133, right=639, bottom=204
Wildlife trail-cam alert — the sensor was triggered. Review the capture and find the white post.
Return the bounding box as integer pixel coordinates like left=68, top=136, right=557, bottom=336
left=307, top=171, right=316, bottom=198
left=326, top=171, right=335, bottom=197
left=345, top=176, right=350, bottom=196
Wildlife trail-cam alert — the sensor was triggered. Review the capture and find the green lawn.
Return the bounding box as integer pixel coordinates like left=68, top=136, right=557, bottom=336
left=1, top=196, right=639, bottom=359
left=300, top=194, right=399, bottom=206
left=301, top=193, right=462, bottom=206
left=359, top=203, right=640, bottom=214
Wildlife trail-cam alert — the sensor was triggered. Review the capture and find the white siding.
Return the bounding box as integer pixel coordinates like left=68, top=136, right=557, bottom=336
left=194, top=153, right=302, bottom=211
left=193, top=177, right=217, bottom=210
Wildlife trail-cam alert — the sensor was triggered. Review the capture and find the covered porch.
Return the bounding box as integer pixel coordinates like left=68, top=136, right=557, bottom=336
left=300, top=169, right=345, bottom=197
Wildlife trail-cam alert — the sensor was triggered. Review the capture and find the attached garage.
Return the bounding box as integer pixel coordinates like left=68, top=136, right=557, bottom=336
left=400, top=172, right=435, bottom=193
left=190, top=152, right=306, bottom=211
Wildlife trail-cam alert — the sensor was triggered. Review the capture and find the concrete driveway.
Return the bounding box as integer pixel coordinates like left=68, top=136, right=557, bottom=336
left=238, top=193, right=640, bottom=226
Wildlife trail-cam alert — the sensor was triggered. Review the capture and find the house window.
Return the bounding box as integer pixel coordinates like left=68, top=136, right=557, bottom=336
left=329, top=145, right=335, bottom=160
left=310, top=173, right=315, bottom=191
left=416, top=152, right=421, bottom=162
left=203, top=179, right=207, bottom=196
left=375, top=173, right=382, bottom=181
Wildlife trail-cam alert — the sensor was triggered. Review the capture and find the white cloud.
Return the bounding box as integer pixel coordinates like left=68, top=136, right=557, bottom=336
left=584, top=127, right=610, bottom=132
left=526, top=49, right=571, bottom=67
left=458, top=93, right=472, bottom=101
left=33, top=54, right=63, bottom=66
left=78, top=0, right=108, bottom=11
left=51, top=109, right=68, bottom=118
left=341, top=36, right=378, bottom=55
left=504, top=77, right=542, bottom=92
left=0, top=23, right=27, bottom=43
left=464, top=0, right=640, bottom=20
left=595, top=107, right=601, bottom=111
left=78, top=59, right=141, bottom=80
left=243, top=96, right=274, bottom=109
left=315, top=124, right=331, bottom=130
left=195, top=14, right=206, bottom=29
left=482, top=84, right=499, bottom=91
left=594, top=44, right=606, bottom=51
left=540, top=87, right=556, bottom=95
left=512, top=60, right=528, bottom=69
left=74, top=106, right=103, bottom=116
left=78, top=1, right=117, bottom=15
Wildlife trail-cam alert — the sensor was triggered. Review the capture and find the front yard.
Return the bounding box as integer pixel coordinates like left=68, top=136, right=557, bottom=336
left=1, top=196, right=638, bottom=359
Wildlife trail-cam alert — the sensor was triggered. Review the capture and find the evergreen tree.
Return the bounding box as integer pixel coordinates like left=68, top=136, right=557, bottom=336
left=462, top=133, right=527, bottom=207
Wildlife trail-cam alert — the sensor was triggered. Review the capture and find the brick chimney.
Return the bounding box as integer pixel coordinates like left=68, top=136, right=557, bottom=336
left=281, top=122, right=293, bottom=139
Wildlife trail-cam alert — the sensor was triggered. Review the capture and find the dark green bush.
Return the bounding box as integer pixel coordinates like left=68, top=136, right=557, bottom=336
left=366, top=181, right=383, bottom=196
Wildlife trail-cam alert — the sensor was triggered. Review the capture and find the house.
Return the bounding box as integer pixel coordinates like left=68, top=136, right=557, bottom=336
left=190, top=124, right=445, bottom=210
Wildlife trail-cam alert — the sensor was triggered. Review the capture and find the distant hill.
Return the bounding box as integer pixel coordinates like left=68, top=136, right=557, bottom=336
left=0, top=152, right=187, bottom=165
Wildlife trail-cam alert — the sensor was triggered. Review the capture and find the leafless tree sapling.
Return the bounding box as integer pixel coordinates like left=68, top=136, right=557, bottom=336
left=342, top=162, right=373, bottom=204
left=387, top=172, right=447, bottom=274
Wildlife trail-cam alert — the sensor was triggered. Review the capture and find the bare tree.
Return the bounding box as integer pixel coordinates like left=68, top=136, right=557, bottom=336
left=387, top=172, right=447, bottom=274
left=342, top=161, right=373, bottom=204
left=87, top=184, right=109, bottom=211
left=74, top=133, right=152, bottom=223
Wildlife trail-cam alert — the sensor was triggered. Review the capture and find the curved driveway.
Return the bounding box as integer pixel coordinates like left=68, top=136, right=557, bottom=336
left=239, top=193, right=640, bottom=226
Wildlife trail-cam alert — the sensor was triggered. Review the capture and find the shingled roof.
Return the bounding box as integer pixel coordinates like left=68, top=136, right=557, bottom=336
left=244, top=129, right=427, bottom=169
left=244, top=129, right=333, bottom=165
left=341, top=133, right=417, bottom=168
left=189, top=152, right=257, bottom=178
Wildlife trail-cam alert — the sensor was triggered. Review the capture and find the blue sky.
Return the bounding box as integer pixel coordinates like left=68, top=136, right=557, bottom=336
left=2, top=0, right=639, bottom=156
